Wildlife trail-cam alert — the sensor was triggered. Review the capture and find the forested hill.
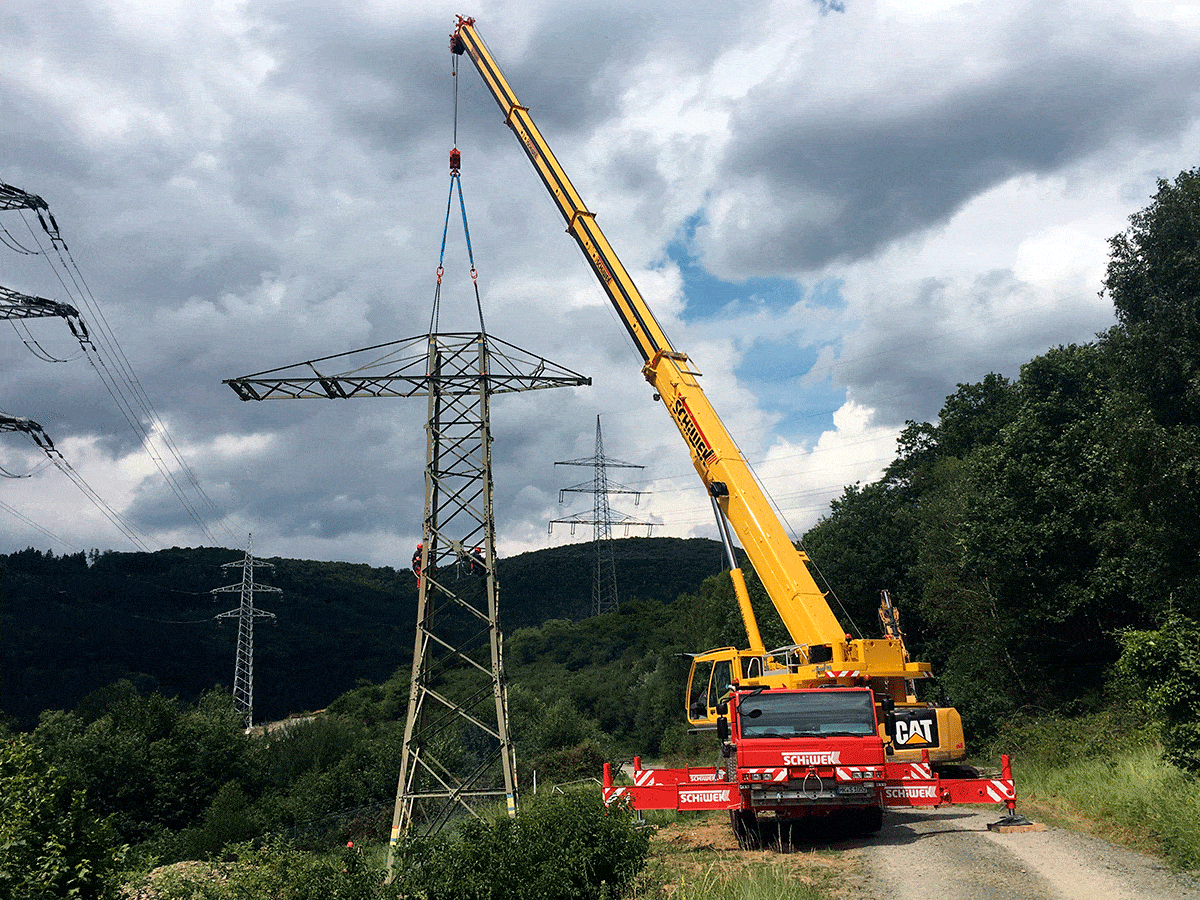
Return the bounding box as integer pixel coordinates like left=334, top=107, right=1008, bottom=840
left=0, top=536, right=727, bottom=730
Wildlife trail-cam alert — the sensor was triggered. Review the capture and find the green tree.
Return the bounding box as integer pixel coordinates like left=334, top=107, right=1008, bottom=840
left=1104, top=167, right=1200, bottom=428
left=803, top=479, right=914, bottom=635
left=956, top=345, right=1124, bottom=704
left=30, top=683, right=259, bottom=846
left=1101, top=168, right=1200, bottom=622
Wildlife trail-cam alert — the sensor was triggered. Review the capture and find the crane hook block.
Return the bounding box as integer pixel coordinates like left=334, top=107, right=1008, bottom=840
left=450, top=147, right=462, bottom=173
left=450, top=15, right=473, bottom=54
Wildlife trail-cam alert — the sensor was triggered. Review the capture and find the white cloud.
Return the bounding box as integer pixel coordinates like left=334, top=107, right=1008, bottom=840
left=3, top=0, right=1198, bottom=569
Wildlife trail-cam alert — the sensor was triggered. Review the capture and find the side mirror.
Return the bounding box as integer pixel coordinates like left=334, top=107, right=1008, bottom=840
left=716, top=716, right=730, bottom=742
left=880, top=698, right=896, bottom=741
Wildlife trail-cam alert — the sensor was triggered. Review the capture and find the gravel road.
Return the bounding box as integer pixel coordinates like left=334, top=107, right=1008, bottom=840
left=859, top=807, right=1200, bottom=900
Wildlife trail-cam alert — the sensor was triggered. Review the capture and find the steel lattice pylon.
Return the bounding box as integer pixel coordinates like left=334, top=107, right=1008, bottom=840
left=397, top=334, right=515, bottom=842
left=211, top=534, right=281, bottom=729
left=551, top=415, right=653, bottom=616
left=224, top=331, right=588, bottom=865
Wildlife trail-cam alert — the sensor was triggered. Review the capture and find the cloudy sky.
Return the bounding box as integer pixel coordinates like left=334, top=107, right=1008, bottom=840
left=2, top=0, right=1198, bottom=569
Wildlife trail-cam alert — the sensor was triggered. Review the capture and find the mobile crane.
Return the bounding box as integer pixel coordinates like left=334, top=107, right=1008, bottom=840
left=450, top=15, right=1019, bottom=836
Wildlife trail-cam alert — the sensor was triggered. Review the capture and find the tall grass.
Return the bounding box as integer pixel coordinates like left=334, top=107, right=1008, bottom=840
left=996, top=712, right=1200, bottom=870
left=632, top=863, right=827, bottom=900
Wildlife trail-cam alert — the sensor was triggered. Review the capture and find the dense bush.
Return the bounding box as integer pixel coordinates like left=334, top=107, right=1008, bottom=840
left=1114, top=613, right=1200, bottom=775
left=129, top=839, right=385, bottom=900
left=391, top=788, right=651, bottom=900
left=0, top=738, right=124, bottom=900
left=28, top=683, right=260, bottom=846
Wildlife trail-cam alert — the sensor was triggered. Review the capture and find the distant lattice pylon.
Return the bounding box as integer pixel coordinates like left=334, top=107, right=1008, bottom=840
left=212, top=534, right=281, bottom=729
left=551, top=415, right=654, bottom=616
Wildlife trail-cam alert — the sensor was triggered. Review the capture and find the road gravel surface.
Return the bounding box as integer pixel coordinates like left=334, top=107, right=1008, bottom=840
left=858, top=807, right=1200, bottom=900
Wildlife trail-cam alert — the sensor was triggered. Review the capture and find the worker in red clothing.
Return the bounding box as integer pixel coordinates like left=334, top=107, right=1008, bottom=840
left=469, top=546, right=486, bottom=577
left=412, top=543, right=423, bottom=585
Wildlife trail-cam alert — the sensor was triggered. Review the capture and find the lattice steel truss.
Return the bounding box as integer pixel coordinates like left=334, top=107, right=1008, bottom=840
left=212, top=534, right=281, bottom=729
left=551, top=416, right=653, bottom=616
left=0, top=285, right=79, bottom=322
left=225, top=331, right=588, bottom=860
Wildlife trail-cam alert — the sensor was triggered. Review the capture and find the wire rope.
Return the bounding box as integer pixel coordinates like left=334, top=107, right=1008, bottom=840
left=0, top=458, right=54, bottom=478
left=0, top=222, right=40, bottom=254
left=46, top=453, right=151, bottom=552
left=10, top=318, right=82, bottom=362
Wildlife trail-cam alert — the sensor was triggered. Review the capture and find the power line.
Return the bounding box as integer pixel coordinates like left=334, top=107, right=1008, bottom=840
left=0, top=413, right=151, bottom=551
left=0, top=498, right=82, bottom=553
left=1, top=178, right=239, bottom=547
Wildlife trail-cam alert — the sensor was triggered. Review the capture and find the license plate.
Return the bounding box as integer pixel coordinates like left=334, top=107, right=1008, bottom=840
left=837, top=784, right=869, bottom=795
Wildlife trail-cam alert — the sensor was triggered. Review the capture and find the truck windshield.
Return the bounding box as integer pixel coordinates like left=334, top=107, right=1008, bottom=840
left=737, top=691, right=876, bottom=738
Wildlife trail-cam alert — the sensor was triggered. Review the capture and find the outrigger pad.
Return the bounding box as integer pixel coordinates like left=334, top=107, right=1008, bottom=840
left=988, top=813, right=1046, bottom=833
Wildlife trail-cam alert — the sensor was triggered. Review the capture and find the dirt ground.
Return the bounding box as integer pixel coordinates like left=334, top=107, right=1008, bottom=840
left=649, top=813, right=864, bottom=898
left=650, top=807, right=1200, bottom=900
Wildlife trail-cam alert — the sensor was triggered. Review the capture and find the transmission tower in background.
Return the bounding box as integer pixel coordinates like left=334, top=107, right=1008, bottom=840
left=212, top=534, right=281, bottom=729
left=551, top=415, right=654, bottom=616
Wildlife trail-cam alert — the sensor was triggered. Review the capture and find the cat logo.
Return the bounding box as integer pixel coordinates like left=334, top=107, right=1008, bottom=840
left=893, top=714, right=938, bottom=747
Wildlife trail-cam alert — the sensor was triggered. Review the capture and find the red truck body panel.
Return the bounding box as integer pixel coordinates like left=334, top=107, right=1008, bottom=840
left=601, top=687, right=1016, bottom=819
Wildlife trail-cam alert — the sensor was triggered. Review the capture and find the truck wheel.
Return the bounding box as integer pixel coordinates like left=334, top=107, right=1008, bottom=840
left=850, top=807, right=884, bottom=834
left=730, top=811, right=761, bottom=849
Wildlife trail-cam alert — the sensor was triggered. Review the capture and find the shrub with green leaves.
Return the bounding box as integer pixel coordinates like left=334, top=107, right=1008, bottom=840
left=0, top=737, right=124, bottom=900
left=1114, top=613, right=1200, bottom=774
left=391, top=788, right=651, bottom=900
left=131, top=839, right=385, bottom=900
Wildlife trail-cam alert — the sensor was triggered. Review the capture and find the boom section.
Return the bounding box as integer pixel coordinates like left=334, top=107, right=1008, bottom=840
left=451, top=21, right=671, bottom=363
left=451, top=17, right=845, bottom=647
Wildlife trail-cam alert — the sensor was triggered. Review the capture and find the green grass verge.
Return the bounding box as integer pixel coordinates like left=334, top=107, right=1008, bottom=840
left=993, top=710, right=1200, bottom=871
left=1016, top=745, right=1200, bottom=869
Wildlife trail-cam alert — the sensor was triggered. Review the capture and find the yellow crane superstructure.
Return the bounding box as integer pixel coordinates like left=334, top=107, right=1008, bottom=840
left=451, top=16, right=966, bottom=763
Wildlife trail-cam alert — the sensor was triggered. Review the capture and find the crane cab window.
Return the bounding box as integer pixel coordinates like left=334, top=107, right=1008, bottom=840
left=709, top=659, right=732, bottom=711
left=688, top=660, right=714, bottom=722
left=688, top=658, right=734, bottom=722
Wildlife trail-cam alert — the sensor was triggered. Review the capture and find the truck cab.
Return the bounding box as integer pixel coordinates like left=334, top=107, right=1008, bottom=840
left=722, top=685, right=887, bottom=836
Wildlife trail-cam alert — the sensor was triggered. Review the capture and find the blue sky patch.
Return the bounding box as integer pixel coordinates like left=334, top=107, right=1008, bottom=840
left=735, top=334, right=847, bottom=441
left=665, top=214, right=844, bottom=321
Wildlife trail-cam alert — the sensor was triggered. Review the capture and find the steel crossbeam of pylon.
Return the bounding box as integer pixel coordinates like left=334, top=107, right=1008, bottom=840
left=212, top=535, right=281, bottom=729
left=0, top=414, right=57, bottom=452
left=551, top=416, right=653, bottom=616
left=224, top=331, right=588, bottom=868
left=0, top=181, right=49, bottom=213
left=0, top=285, right=80, bottom=321
left=223, top=333, right=585, bottom=402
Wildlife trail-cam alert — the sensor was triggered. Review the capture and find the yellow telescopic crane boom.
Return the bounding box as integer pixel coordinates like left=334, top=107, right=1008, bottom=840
left=451, top=17, right=840, bottom=646
left=451, top=17, right=955, bottom=756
